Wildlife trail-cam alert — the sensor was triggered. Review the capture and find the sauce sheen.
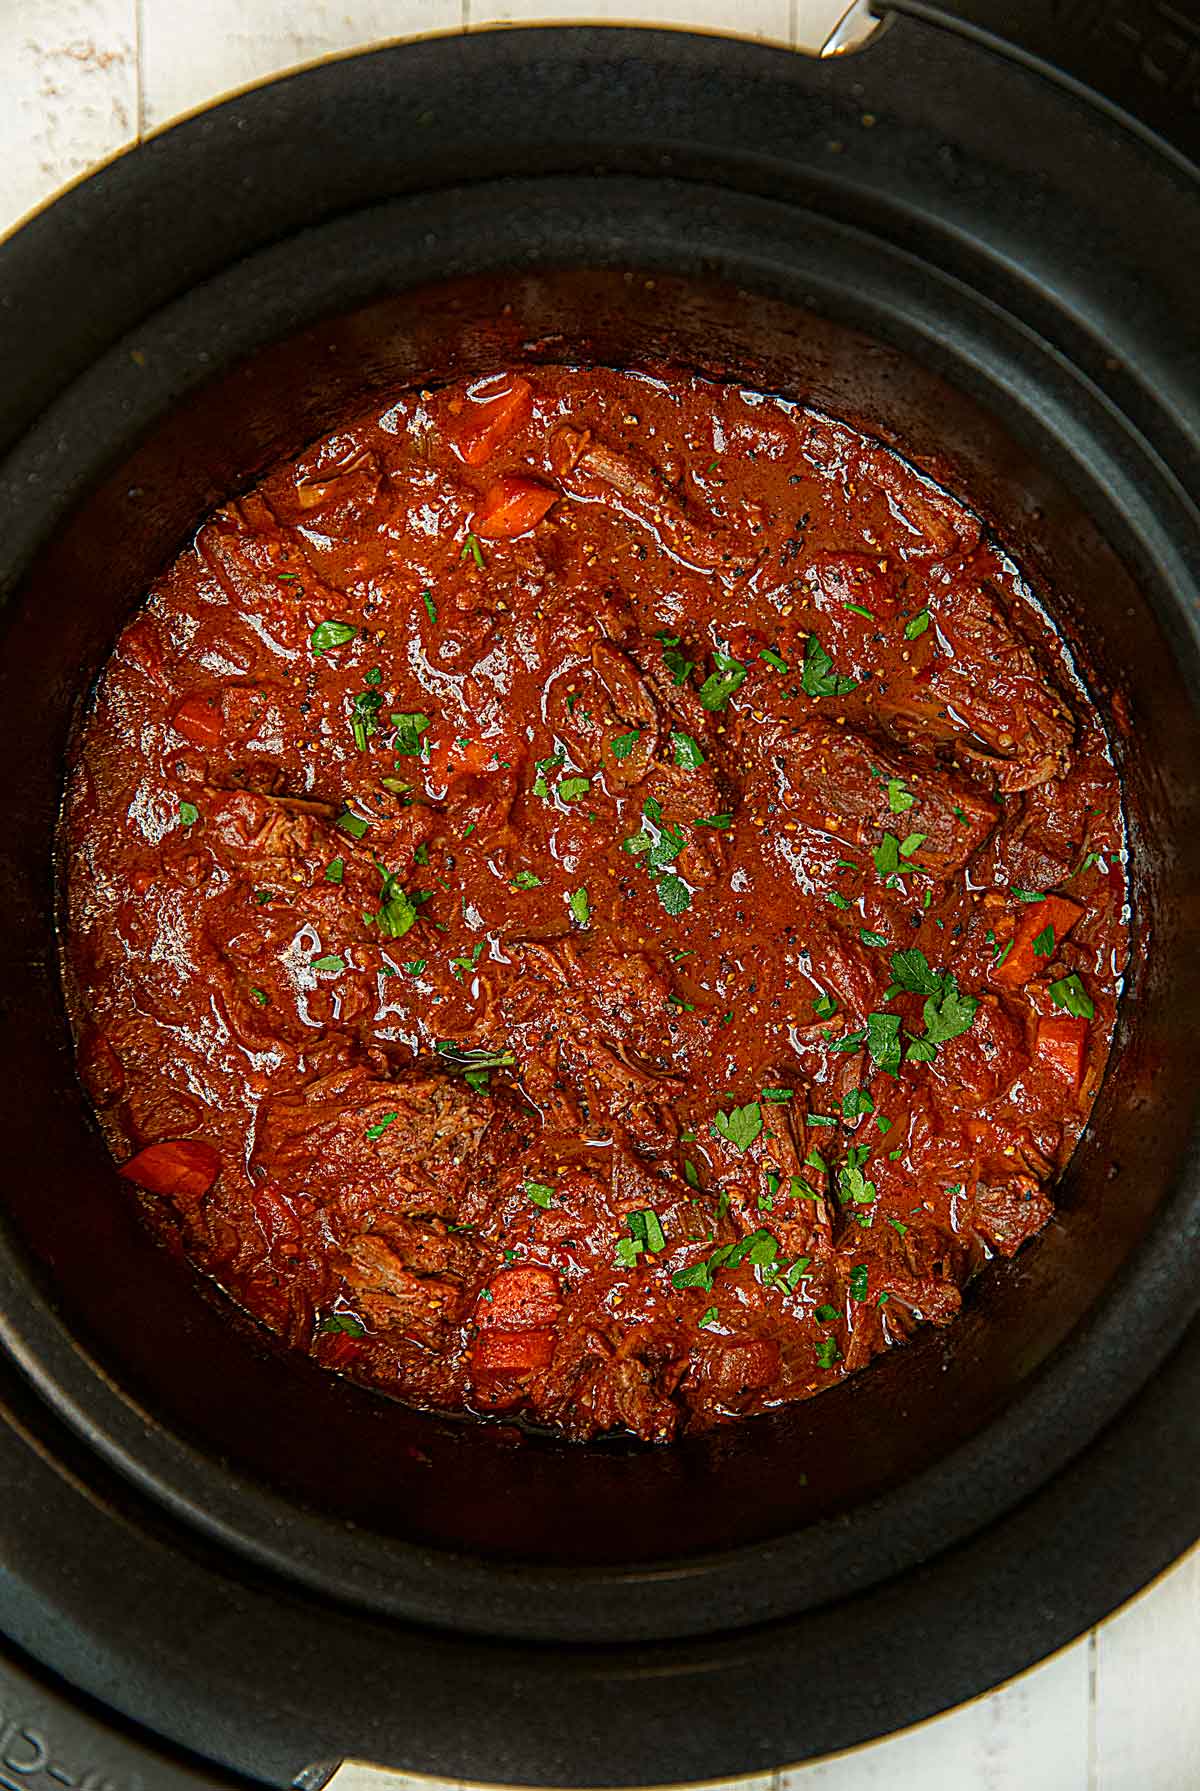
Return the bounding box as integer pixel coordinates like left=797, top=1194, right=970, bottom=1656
left=60, top=366, right=1128, bottom=1442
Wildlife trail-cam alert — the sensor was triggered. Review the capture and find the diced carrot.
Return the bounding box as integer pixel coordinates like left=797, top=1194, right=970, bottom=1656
left=476, top=1265, right=562, bottom=1330
left=470, top=1328, right=557, bottom=1374
left=472, top=475, right=557, bottom=541
left=446, top=374, right=533, bottom=467
left=993, top=894, right=1082, bottom=987
left=119, top=1139, right=220, bottom=1202
left=1036, top=1015, right=1089, bottom=1088
left=171, top=694, right=223, bottom=750
left=421, top=732, right=500, bottom=785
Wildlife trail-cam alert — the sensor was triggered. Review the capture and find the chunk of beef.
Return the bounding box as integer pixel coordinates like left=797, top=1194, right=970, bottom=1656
left=500, top=939, right=684, bottom=1127
left=339, top=1230, right=471, bottom=1347
left=255, top=1067, right=493, bottom=1219
left=552, top=425, right=742, bottom=573
left=761, top=717, right=998, bottom=876
left=880, top=573, right=1075, bottom=792
left=972, top=1178, right=1055, bottom=1257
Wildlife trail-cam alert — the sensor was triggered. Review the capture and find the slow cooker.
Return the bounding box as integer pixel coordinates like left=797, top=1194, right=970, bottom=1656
left=0, top=3, right=1198, bottom=1784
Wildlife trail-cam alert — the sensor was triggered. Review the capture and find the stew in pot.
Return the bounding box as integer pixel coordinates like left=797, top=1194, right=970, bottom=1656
left=60, top=365, right=1128, bottom=1442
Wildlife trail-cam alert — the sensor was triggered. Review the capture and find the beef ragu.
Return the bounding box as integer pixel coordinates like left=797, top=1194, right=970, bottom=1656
left=59, top=366, right=1128, bottom=1443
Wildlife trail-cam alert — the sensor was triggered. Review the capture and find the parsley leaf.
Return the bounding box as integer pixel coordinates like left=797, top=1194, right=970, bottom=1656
left=889, top=947, right=943, bottom=997
left=655, top=871, right=692, bottom=916
left=815, top=1335, right=841, bottom=1369
left=712, top=1101, right=763, bottom=1153
left=311, top=953, right=346, bottom=973
left=802, top=633, right=857, bottom=698
left=524, top=1180, right=555, bottom=1209
left=365, top=1112, right=398, bottom=1140
left=887, top=778, right=915, bottom=814
left=178, top=800, right=199, bottom=828
left=511, top=869, right=542, bottom=889
left=1049, top=972, right=1094, bottom=1019
left=671, top=730, right=706, bottom=769
left=320, top=1313, right=365, bottom=1337
left=336, top=809, right=370, bottom=840
left=848, top=1263, right=869, bottom=1302
left=874, top=833, right=901, bottom=877
left=904, top=609, right=931, bottom=640
left=867, top=1010, right=902, bottom=1077
left=813, top=992, right=838, bottom=1020
left=310, top=620, right=358, bottom=656
left=568, top=887, right=591, bottom=927
left=1033, top=923, right=1055, bottom=958
left=694, top=812, right=733, bottom=830
left=611, top=729, right=641, bottom=761
left=374, top=865, right=418, bottom=939
left=699, top=650, right=748, bottom=712
left=324, top=857, right=345, bottom=884
left=558, top=775, right=590, bottom=802
left=760, top=646, right=789, bottom=672
left=392, top=711, right=430, bottom=756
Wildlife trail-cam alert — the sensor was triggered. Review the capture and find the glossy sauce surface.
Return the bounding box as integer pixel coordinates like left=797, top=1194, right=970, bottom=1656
left=60, top=367, right=1128, bottom=1441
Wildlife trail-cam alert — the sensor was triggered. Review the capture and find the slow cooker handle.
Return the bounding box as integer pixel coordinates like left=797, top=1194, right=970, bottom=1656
left=885, top=0, right=1200, bottom=164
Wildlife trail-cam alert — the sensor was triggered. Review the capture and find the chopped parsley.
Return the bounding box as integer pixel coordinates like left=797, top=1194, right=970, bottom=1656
left=867, top=1010, right=902, bottom=1077
left=1033, top=923, right=1055, bottom=958
left=860, top=928, right=889, bottom=948
left=365, top=1112, right=399, bottom=1140
left=568, top=887, right=591, bottom=927
left=335, top=808, right=370, bottom=840
left=887, top=777, right=915, bottom=814
left=350, top=688, right=384, bottom=751
left=671, top=730, right=706, bottom=768
left=611, top=729, right=641, bottom=761
left=392, top=711, right=430, bottom=756
left=319, top=1313, right=365, bottom=1337
left=698, top=1306, right=719, bottom=1329
left=421, top=588, right=437, bottom=625
left=373, top=864, right=419, bottom=939
left=249, top=986, right=269, bottom=1006
left=813, top=992, right=838, bottom=1019
left=848, top=1263, right=869, bottom=1302
left=461, top=532, right=485, bottom=568
left=558, top=775, right=591, bottom=802
left=712, top=1101, right=763, bottom=1153
left=324, top=856, right=345, bottom=884
left=617, top=1207, right=667, bottom=1266
left=311, top=953, right=346, bottom=973
left=310, top=620, right=358, bottom=655
left=802, top=633, right=857, bottom=698
left=904, top=609, right=931, bottom=640
left=815, top=1335, right=841, bottom=1369
left=524, top=1180, right=555, bottom=1208
left=760, top=646, right=789, bottom=672
left=698, top=650, right=748, bottom=711
left=1049, top=972, right=1094, bottom=1019
left=511, top=869, right=542, bottom=889
left=178, top=800, right=199, bottom=828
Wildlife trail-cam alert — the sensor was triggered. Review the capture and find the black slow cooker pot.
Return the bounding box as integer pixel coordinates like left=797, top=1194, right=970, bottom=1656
left=1, top=6, right=1198, bottom=1786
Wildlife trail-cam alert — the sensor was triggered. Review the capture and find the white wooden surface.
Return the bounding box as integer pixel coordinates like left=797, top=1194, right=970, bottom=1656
left=2, top=2, right=1197, bottom=1784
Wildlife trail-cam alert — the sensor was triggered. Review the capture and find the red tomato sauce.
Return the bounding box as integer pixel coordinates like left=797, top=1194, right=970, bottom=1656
left=59, top=366, right=1128, bottom=1442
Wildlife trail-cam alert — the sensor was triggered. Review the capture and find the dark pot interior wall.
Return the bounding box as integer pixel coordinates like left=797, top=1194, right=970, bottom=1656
left=0, top=253, right=1197, bottom=1634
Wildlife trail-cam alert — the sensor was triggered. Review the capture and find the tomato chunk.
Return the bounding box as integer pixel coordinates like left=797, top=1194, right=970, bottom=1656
left=472, top=475, right=557, bottom=541
left=476, top=1265, right=562, bottom=1330
left=119, top=1139, right=220, bottom=1202
left=993, top=894, right=1082, bottom=987
left=470, top=1328, right=557, bottom=1374
left=1035, top=1015, right=1089, bottom=1088
left=171, top=694, right=223, bottom=750
left=446, top=374, right=533, bottom=467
